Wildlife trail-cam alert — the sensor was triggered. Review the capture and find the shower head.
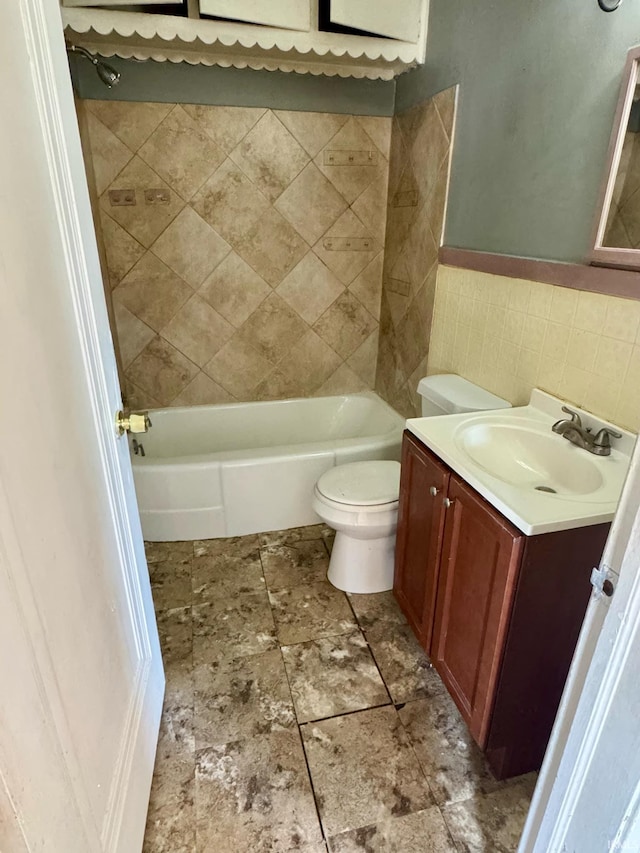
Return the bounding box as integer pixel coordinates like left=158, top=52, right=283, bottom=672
left=66, top=44, right=121, bottom=88
left=95, top=61, right=121, bottom=89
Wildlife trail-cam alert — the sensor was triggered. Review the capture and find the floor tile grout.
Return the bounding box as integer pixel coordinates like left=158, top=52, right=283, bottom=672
left=276, top=642, right=329, bottom=849
left=343, top=592, right=396, bottom=708
left=146, top=527, right=534, bottom=853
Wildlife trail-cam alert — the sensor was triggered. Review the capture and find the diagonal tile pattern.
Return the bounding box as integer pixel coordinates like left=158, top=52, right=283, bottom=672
left=375, top=87, right=457, bottom=418
left=144, top=525, right=536, bottom=852
left=82, top=102, right=391, bottom=408
left=139, top=105, right=226, bottom=201
left=229, top=110, right=310, bottom=202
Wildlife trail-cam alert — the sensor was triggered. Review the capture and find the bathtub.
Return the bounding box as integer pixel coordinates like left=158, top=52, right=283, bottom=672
left=131, top=392, right=404, bottom=541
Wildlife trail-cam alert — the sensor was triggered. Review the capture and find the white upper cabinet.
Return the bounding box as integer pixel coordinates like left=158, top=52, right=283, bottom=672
left=199, top=0, right=311, bottom=32
left=61, top=0, right=429, bottom=80
left=329, top=0, right=422, bottom=43
left=61, top=0, right=176, bottom=5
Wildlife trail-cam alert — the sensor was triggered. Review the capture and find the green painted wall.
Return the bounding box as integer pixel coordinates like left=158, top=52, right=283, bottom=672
left=397, top=0, right=640, bottom=263
left=71, top=54, right=396, bottom=116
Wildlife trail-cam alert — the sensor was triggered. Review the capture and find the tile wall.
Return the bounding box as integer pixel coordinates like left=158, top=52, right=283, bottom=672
left=81, top=100, right=391, bottom=407
left=428, top=265, right=640, bottom=432
left=375, top=87, right=457, bottom=417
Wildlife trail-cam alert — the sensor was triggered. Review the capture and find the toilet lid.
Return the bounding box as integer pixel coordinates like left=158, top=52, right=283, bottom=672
left=316, top=461, right=401, bottom=507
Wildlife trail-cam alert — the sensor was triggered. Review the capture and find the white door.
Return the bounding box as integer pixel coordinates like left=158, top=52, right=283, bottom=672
left=520, top=442, right=640, bottom=852
left=0, top=2, right=163, bottom=851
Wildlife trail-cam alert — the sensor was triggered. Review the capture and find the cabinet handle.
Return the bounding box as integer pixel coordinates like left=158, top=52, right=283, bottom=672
left=443, top=497, right=454, bottom=509
left=429, top=486, right=440, bottom=497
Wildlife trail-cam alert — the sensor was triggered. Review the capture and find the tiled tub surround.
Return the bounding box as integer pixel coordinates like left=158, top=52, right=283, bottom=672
left=80, top=100, right=391, bottom=408
left=144, top=526, right=536, bottom=852
left=427, top=265, right=640, bottom=433
left=375, top=87, right=457, bottom=418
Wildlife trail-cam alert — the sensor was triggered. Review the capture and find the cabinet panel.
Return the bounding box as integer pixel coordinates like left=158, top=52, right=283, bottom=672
left=485, top=522, right=609, bottom=779
left=394, top=431, right=449, bottom=652
left=199, top=0, right=311, bottom=31
left=330, top=0, right=422, bottom=43
left=62, top=1, right=175, bottom=6
left=432, top=475, right=524, bottom=748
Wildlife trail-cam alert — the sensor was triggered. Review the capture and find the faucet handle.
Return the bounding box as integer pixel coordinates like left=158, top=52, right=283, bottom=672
left=593, top=427, right=622, bottom=449
left=560, top=406, right=582, bottom=427
left=553, top=406, right=582, bottom=433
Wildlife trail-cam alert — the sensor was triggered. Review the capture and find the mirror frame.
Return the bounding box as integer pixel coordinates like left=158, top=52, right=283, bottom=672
left=590, top=44, right=640, bottom=271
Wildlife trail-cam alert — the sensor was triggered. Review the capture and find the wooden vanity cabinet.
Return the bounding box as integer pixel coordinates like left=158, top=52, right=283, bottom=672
left=394, top=430, right=610, bottom=779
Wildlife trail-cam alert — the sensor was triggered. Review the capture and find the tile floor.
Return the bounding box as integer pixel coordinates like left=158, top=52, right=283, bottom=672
left=143, top=525, right=536, bottom=853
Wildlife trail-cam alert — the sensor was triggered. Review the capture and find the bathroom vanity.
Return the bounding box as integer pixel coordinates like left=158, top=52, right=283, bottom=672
left=394, top=390, right=635, bottom=779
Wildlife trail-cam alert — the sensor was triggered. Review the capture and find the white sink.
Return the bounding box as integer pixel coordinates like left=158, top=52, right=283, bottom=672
left=406, top=389, right=635, bottom=535
left=455, top=421, right=604, bottom=496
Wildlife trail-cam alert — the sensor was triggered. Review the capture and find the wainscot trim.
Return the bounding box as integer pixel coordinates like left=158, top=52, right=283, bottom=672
left=439, top=247, right=640, bottom=301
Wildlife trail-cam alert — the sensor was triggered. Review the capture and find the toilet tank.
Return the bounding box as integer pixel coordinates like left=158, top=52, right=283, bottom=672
left=417, top=374, right=511, bottom=417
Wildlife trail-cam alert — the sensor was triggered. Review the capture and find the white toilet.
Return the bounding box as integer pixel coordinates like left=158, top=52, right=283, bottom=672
left=313, top=375, right=511, bottom=594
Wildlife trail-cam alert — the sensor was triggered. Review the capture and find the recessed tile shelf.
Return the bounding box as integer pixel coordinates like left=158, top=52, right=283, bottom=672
left=61, top=0, right=429, bottom=80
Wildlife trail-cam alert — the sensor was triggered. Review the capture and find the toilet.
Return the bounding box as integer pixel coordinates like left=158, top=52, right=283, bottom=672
left=313, top=375, right=511, bottom=594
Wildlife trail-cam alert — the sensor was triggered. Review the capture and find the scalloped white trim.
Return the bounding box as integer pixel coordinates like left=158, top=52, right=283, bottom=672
left=62, top=7, right=420, bottom=79
left=68, top=42, right=407, bottom=79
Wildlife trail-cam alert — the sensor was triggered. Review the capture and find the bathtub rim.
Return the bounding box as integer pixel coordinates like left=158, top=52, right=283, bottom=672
left=130, top=391, right=404, bottom=467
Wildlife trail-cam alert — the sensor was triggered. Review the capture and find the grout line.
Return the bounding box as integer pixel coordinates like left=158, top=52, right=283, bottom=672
left=343, top=594, right=395, bottom=707
left=438, top=804, right=466, bottom=853
left=299, top=701, right=393, bottom=727
left=297, top=722, right=329, bottom=850
left=277, top=642, right=328, bottom=848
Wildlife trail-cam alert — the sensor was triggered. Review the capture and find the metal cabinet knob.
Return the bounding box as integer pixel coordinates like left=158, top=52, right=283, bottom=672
left=443, top=497, right=454, bottom=509
left=429, top=486, right=440, bottom=497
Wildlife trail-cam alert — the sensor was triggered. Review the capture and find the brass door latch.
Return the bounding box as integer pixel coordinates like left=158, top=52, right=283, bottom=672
left=115, top=410, right=152, bottom=436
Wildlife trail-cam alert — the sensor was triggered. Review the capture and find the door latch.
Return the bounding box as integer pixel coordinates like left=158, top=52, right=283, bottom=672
left=590, top=563, right=615, bottom=599
left=115, top=410, right=152, bottom=436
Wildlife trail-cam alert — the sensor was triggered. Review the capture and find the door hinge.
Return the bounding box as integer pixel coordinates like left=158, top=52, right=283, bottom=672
left=590, top=563, right=616, bottom=600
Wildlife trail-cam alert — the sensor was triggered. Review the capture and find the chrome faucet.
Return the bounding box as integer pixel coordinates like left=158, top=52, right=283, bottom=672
left=552, top=406, right=621, bottom=456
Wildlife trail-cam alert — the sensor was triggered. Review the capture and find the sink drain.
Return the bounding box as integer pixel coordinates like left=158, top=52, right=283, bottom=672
left=535, top=485, right=557, bottom=494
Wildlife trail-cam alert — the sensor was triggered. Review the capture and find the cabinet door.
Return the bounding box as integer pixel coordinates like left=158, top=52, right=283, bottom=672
left=394, top=431, right=449, bottom=652
left=329, top=0, right=423, bottom=42
left=62, top=1, right=175, bottom=6
left=199, top=0, right=311, bottom=31
left=432, top=475, right=524, bottom=748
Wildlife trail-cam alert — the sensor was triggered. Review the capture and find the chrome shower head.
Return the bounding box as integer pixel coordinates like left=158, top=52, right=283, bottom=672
left=95, top=60, right=121, bottom=89
left=66, top=44, right=121, bottom=88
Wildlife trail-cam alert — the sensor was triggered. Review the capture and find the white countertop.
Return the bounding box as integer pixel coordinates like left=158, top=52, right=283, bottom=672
left=406, top=389, right=636, bottom=536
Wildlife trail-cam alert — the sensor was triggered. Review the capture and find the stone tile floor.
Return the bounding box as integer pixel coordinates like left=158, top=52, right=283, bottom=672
left=143, top=524, right=536, bottom=853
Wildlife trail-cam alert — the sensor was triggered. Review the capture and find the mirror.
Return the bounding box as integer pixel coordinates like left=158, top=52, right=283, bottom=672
left=592, top=46, right=640, bottom=270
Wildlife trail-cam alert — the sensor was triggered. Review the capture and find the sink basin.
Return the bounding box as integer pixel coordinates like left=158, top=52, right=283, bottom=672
left=406, top=389, right=634, bottom=535
left=455, top=421, right=604, bottom=496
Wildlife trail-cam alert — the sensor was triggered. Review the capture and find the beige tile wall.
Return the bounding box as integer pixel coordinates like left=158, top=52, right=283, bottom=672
left=375, top=87, right=456, bottom=417
left=81, top=100, right=391, bottom=407
left=428, top=265, right=640, bottom=432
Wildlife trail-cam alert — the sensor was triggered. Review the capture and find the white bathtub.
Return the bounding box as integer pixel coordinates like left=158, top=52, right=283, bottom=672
left=131, top=392, right=404, bottom=541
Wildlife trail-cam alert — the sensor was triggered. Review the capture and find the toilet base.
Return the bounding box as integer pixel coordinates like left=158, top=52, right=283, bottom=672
left=327, top=530, right=396, bottom=594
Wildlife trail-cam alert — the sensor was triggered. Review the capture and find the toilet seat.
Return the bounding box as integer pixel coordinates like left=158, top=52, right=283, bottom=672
left=313, top=487, right=398, bottom=518
left=316, top=461, right=400, bottom=507
left=312, top=460, right=401, bottom=594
